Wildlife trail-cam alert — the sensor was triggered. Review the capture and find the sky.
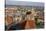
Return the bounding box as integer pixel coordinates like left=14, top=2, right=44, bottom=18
left=6, top=0, right=44, bottom=2
left=6, top=0, right=44, bottom=7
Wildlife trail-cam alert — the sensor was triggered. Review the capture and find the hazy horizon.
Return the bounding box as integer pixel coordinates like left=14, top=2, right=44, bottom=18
left=6, top=1, right=44, bottom=7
